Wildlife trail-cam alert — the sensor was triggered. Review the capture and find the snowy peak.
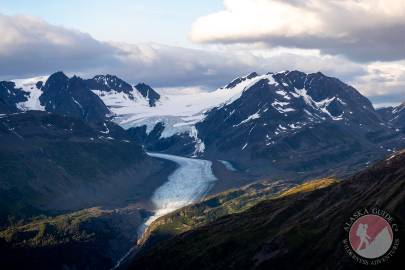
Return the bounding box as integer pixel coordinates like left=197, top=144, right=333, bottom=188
left=393, top=102, right=405, bottom=114
left=234, top=70, right=380, bottom=125
left=134, top=83, right=160, bottom=107
left=0, top=72, right=163, bottom=122
left=224, top=72, right=259, bottom=89
left=0, top=81, right=28, bottom=113
left=377, top=101, right=405, bottom=132
left=40, top=72, right=110, bottom=122
left=88, top=74, right=133, bottom=94
left=87, top=76, right=160, bottom=107
left=196, top=70, right=397, bottom=160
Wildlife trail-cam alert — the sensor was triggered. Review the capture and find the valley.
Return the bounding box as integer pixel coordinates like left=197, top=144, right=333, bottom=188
left=0, top=70, right=404, bottom=270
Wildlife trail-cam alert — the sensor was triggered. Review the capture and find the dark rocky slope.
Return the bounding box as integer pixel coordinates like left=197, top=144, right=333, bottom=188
left=377, top=102, right=405, bottom=133
left=0, top=111, right=175, bottom=269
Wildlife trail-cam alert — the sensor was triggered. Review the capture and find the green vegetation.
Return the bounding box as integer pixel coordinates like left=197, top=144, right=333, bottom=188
left=0, top=208, right=104, bottom=248
left=277, top=178, right=338, bottom=198
left=139, top=178, right=338, bottom=248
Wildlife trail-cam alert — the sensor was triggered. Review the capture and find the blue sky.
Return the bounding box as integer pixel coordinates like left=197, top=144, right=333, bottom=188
left=0, top=0, right=222, bottom=47
left=0, top=0, right=404, bottom=106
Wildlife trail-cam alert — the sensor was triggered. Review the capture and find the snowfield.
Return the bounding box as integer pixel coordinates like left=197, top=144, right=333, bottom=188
left=14, top=76, right=48, bottom=111
left=106, top=73, right=275, bottom=136
left=9, top=71, right=353, bottom=154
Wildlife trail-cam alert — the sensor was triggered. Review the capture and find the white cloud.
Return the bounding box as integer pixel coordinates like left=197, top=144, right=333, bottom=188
left=0, top=14, right=116, bottom=77
left=191, top=0, right=405, bottom=62
left=350, top=61, right=405, bottom=103
left=0, top=12, right=403, bottom=105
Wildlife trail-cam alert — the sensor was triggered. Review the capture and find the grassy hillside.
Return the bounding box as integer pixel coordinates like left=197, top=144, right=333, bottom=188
left=138, top=178, right=338, bottom=250
left=0, top=206, right=144, bottom=270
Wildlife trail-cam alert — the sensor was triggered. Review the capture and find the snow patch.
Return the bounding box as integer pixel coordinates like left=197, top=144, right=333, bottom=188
left=233, top=111, right=260, bottom=127
left=190, top=126, right=205, bottom=156
left=14, top=76, right=47, bottom=111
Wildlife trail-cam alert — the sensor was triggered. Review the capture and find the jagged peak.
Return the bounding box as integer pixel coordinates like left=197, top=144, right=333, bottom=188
left=134, top=83, right=160, bottom=106
left=93, top=74, right=124, bottom=83
left=47, top=71, right=69, bottom=81
left=88, top=74, right=132, bottom=92
left=224, top=72, right=260, bottom=89
left=42, top=71, right=69, bottom=91
left=135, top=82, right=152, bottom=89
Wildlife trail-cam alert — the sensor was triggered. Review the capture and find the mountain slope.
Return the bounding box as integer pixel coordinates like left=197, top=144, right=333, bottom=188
left=129, top=150, right=405, bottom=270
left=3, top=70, right=404, bottom=182
left=137, top=178, right=337, bottom=250
left=377, top=102, right=405, bottom=132
left=0, top=111, right=172, bottom=225
left=0, top=72, right=160, bottom=123
left=194, top=71, right=403, bottom=180
left=115, top=71, right=403, bottom=183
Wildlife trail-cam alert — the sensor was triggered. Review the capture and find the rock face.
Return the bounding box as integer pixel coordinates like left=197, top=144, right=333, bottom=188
left=194, top=71, right=403, bottom=180
left=0, top=81, right=31, bottom=113
left=128, top=150, right=405, bottom=270
left=134, top=83, right=161, bottom=107
left=39, top=72, right=110, bottom=122
left=0, top=72, right=161, bottom=123
left=377, top=102, right=405, bottom=132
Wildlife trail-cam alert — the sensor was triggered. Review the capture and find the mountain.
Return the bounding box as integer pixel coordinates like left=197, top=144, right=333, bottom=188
left=87, top=75, right=160, bottom=109
left=0, top=72, right=160, bottom=123
left=194, top=71, right=404, bottom=180
left=0, top=81, right=31, bottom=113
left=377, top=102, right=405, bottom=132
left=127, top=71, right=404, bottom=181
left=5, top=70, right=403, bottom=182
left=134, top=83, right=161, bottom=107
left=128, top=150, right=405, bottom=270
left=3, top=70, right=404, bottom=182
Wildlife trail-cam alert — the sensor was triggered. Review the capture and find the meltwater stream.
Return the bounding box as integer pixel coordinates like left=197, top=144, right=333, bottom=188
left=113, top=152, right=217, bottom=269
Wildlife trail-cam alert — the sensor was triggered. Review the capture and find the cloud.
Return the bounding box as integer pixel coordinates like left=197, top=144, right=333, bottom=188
left=0, top=14, right=117, bottom=77
left=191, top=0, right=405, bottom=62
left=0, top=12, right=402, bottom=105
left=350, top=61, right=405, bottom=106
left=101, top=42, right=260, bottom=87
left=0, top=13, right=259, bottom=87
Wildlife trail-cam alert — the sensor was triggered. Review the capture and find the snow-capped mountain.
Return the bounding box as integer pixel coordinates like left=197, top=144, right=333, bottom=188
left=198, top=70, right=385, bottom=153
left=0, top=72, right=160, bottom=123
left=124, top=70, right=403, bottom=180
left=377, top=102, right=405, bottom=132
left=1, top=70, right=404, bottom=179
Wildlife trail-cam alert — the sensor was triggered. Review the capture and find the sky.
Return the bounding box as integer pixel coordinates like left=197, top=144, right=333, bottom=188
left=0, top=0, right=404, bottom=107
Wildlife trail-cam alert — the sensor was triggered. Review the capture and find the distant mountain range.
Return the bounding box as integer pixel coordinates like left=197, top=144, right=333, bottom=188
left=1, top=71, right=404, bottom=182
left=0, top=72, right=160, bottom=121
